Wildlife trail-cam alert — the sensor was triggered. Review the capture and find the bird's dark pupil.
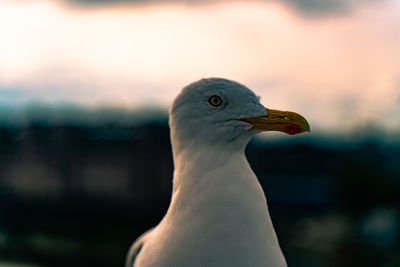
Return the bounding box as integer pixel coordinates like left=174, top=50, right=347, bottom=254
left=209, top=95, right=222, bottom=106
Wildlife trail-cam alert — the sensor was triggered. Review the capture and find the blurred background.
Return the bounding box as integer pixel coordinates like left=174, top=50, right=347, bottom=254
left=1, top=0, right=400, bottom=266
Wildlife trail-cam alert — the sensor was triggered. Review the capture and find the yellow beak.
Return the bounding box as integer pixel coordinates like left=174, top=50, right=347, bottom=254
left=241, top=108, right=310, bottom=135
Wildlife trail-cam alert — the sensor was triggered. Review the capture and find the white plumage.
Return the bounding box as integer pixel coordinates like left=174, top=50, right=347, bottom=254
left=126, top=78, right=310, bottom=267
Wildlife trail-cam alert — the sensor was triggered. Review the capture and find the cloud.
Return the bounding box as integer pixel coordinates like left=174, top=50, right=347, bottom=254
left=62, top=0, right=385, bottom=15
left=280, top=0, right=376, bottom=15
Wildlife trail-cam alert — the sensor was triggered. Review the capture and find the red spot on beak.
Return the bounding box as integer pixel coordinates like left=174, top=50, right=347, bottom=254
left=284, top=124, right=301, bottom=135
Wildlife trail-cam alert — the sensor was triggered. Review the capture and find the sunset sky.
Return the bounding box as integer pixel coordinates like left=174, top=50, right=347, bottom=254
left=0, top=0, right=399, bottom=135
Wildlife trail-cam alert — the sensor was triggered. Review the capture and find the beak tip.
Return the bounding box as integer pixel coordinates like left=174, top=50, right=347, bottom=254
left=284, top=122, right=310, bottom=135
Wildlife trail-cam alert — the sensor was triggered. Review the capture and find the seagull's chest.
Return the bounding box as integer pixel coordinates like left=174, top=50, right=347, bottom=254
left=136, top=168, right=286, bottom=267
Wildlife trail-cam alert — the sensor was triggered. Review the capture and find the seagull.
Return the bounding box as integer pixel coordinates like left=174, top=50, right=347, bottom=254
left=126, top=78, right=310, bottom=267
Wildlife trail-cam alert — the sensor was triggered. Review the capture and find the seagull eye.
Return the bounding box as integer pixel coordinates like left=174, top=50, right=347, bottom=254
left=208, top=95, right=223, bottom=107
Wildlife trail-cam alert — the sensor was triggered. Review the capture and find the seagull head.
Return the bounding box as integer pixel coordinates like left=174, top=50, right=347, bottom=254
left=170, top=78, right=310, bottom=152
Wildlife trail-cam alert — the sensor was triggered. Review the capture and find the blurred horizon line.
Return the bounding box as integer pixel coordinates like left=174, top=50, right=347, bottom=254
left=0, top=100, right=398, bottom=145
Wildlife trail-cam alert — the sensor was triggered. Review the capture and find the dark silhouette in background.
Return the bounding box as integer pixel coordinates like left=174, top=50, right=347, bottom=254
left=0, top=109, right=399, bottom=267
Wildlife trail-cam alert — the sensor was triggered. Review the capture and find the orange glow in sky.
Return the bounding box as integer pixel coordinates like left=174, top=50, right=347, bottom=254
left=0, top=0, right=399, bottom=133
